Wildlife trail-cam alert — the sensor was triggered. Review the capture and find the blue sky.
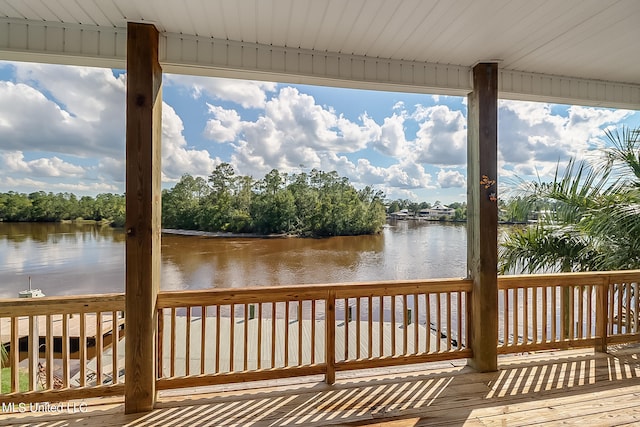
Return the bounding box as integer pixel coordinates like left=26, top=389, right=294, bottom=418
left=0, top=60, right=637, bottom=204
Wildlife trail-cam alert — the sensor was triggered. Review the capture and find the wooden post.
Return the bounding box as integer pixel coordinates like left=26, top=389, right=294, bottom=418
left=467, top=62, right=498, bottom=372
left=125, top=22, right=162, bottom=414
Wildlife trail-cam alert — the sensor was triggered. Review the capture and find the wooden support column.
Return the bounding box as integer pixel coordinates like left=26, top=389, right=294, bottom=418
left=467, top=62, right=498, bottom=372
left=125, top=22, right=162, bottom=414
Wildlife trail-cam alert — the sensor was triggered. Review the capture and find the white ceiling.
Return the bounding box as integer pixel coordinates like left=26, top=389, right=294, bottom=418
left=0, top=0, right=638, bottom=107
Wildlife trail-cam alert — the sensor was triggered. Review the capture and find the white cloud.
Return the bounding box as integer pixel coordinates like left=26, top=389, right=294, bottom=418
left=3, top=177, right=118, bottom=193
left=162, top=103, right=218, bottom=182
left=1, top=151, right=85, bottom=177
left=204, top=104, right=243, bottom=142
left=371, top=114, right=407, bottom=157
left=97, top=158, right=125, bottom=184
left=165, top=74, right=276, bottom=108
left=437, top=169, right=466, bottom=188
left=414, top=105, right=467, bottom=166
left=208, top=86, right=380, bottom=177
left=7, top=63, right=126, bottom=158
left=14, top=63, right=125, bottom=123
left=498, top=100, right=634, bottom=180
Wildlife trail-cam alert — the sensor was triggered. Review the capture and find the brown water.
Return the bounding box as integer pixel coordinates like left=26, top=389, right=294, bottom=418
left=0, top=221, right=467, bottom=298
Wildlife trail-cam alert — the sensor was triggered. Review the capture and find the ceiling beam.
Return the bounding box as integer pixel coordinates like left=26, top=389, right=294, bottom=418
left=0, top=18, right=638, bottom=109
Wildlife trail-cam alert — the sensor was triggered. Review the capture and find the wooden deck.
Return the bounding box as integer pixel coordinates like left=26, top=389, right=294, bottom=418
left=2, top=345, right=639, bottom=426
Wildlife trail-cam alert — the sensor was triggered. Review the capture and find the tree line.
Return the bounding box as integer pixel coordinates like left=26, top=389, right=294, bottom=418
left=162, top=164, right=387, bottom=237
left=0, top=191, right=125, bottom=226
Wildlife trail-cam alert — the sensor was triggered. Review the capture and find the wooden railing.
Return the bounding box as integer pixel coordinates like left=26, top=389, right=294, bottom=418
left=156, top=278, right=472, bottom=390
left=1, top=271, right=639, bottom=403
left=0, top=294, right=125, bottom=404
left=498, top=271, right=640, bottom=354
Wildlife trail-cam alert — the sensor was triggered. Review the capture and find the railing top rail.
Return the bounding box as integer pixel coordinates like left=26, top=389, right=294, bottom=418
left=499, top=270, right=640, bottom=289
left=157, top=278, right=472, bottom=308
left=0, top=293, right=125, bottom=317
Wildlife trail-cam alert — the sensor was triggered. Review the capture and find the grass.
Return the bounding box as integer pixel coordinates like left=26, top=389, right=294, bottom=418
left=1, top=367, right=29, bottom=393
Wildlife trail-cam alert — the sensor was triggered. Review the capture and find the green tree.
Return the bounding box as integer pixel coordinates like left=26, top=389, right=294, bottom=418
left=251, top=170, right=296, bottom=234
left=500, top=127, right=640, bottom=274
left=163, top=174, right=209, bottom=229
left=198, top=163, right=236, bottom=231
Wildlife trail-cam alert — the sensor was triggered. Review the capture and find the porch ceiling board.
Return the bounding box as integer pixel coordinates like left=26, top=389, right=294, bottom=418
left=0, top=0, right=638, bottom=108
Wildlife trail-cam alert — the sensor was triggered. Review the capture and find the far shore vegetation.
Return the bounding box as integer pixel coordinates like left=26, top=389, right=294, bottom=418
left=0, top=166, right=480, bottom=237
left=0, top=163, right=550, bottom=237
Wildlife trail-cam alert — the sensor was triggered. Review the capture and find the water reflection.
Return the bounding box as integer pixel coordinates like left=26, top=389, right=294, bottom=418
left=0, top=221, right=468, bottom=298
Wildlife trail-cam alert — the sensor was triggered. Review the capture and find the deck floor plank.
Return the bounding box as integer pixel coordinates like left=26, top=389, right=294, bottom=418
left=1, top=345, right=639, bottom=426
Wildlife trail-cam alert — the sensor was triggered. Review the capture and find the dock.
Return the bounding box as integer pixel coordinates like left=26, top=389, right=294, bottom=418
left=0, top=313, right=125, bottom=364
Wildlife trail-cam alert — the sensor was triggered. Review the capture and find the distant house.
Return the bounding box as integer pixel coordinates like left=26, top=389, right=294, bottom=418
left=389, top=209, right=410, bottom=220
left=419, top=204, right=455, bottom=220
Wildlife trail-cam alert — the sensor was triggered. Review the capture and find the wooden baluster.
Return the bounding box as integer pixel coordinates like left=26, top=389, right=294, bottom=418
left=513, top=288, right=519, bottom=345
left=551, top=287, right=557, bottom=342
left=11, top=317, right=19, bottom=392
left=368, top=296, right=373, bottom=359
left=436, top=293, right=442, bottom=353
left=258, top=303, right=263, bottom=369
left=344, top=298, right=350, bottom=361
left=523, top=288, right=529, bottom=345
left=310, top=301, right=315, bottom=365
left=626, top=282, right=632, bottom=332
left=96, top=312, right=103, bottom=386
left=633, top=282, right=640, bottom=334
left=325, top=291, right=336, bottom=384
left=112, top=311, right=119, bottom=385
left=595, top=280, right=609, bottom=352
left=542, top=287, right=548, bottom=343
left=284, top=301, right=290, bottom=366
left=569, top=286, right=575, bottom=340
left=503, top=289, right=509, bottom=347
left=46, top=314, right=53, bottom=389
left=402, top=294, right=408, bottom=355
left=426, top=294, right=431, bottom=352
left=446, top=293, right=452, bottom=351
left=586, top=285, right=593, bottom=339
left=216, top=305, right=221, bottom=373
left=457, top=292, right=463, bottom=350
left=157, top=309, right=164, bottom=379
left=616, top=283, right=623, bottom=334
left=413, top=294, right=419, bottom=354
left=379, top=295, right=384, bottom=357
left=200, top=306, right=206, bottom=374
left=298, top=300, right=303, bottom=366
left=185, top=306, right=191, bottom=376
left=244, top=304, right=249, bottom=371
left=79, top=313, right=86, bottom=387
left=608, top=283, right=615, bottom=335
left=466, top=291, right=471, bottom=349
left=532, top=287, right=538, bottom=345
left=170, top=308, right=176, bottom=377
left=578, top=286, right=584, bottom=339
left=28, top=315, right=37, bottom=391
left=356, top=297, right=361, bottom=360
left=63, top=314, right=70, bottom=388
left=391, top=296, right=396, bottom=356
left=230, top=303, right=236, bottom=372
left=271, top=303, right=276, bottom=368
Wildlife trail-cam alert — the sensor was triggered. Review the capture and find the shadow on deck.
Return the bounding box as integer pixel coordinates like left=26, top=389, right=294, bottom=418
left=1, top=345, right=639, bottom=426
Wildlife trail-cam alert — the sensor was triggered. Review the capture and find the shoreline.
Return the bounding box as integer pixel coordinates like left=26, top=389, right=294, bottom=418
left=161, top=228, right=291, bottom=239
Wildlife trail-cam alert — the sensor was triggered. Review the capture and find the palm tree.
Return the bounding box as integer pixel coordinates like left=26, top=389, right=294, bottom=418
left=500, top=126, right=640, bottom=274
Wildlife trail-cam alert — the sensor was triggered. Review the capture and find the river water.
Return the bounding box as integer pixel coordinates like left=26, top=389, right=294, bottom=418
left=0, top=221, right=468, bottom=298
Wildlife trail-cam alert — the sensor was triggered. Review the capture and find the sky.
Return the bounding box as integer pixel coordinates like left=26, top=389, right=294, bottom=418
left=0, top=60, right=637, bottom=205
